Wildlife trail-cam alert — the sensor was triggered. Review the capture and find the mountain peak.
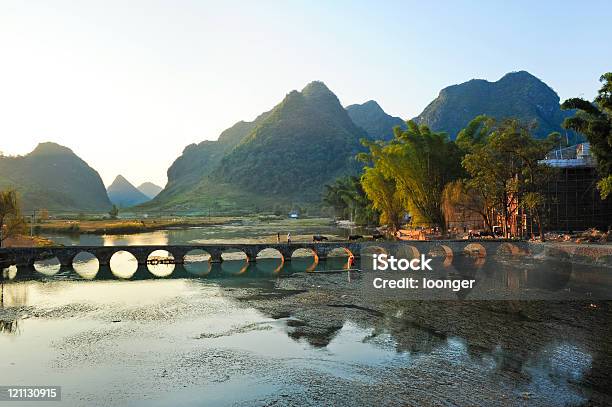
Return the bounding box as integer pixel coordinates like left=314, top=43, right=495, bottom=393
left=110, top=174, right=131, bottom=186
left=137, top=182, right=163, bottom=199
left=499, top=70, right=541, bottom=82
left=346, top=100, right=385, bottom=114
left=414, top=71, right=575, bottom=140
left=30, top=142, right=75, bottom=156
left=107, top=175, right=150, bottom=207
left=301, top=80, right=332, bottom=96
left=346, top=100, right=405, bottom=140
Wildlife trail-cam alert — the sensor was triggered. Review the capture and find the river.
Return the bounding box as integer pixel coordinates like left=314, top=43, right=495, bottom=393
left=1, top=219, right=612, bottom=406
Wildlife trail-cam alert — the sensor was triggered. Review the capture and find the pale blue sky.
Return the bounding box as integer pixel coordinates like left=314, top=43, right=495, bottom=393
left=1, top=0, right=610, bottom=187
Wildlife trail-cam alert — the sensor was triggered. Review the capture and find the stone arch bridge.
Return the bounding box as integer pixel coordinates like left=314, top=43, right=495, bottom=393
left=0, top=240, right=529, bottom=268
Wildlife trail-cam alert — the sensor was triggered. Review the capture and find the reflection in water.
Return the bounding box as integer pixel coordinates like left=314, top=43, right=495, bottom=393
left=1, top=253, right=610, bottom=405
left=2, top=265, right=18, bottom=280
left=184, top=249, right=212, bottom=276
left=72, top=252, right=99, bottom=280
left=103, top=231, right=169, bottom=246
left=110, top=250, right=138, bottom=279
left=221, top=248, right=248, bottom=262
left=1, top=281, right=28, bottom=307
left=33, top=256, right=61, bottom=275
left=147, top=250, right=175, bottom=277
left=6, top=252, right=611, bottom=299
left=0, top=319, right=19, bottom=334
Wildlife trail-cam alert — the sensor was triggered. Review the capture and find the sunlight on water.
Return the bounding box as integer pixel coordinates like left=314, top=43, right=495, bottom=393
left=103, top=231, right=169, bottom=246
left=147, top=249, right=175, bottom=277
left=110, top=250, right=138, bottom=279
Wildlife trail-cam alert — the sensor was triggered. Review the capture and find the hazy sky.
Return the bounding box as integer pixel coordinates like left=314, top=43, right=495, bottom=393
left=1, top=1, right=610, bottom=187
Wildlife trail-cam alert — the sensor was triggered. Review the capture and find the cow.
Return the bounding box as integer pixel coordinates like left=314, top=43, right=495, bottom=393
left=312, top=235, right=329, bottom=242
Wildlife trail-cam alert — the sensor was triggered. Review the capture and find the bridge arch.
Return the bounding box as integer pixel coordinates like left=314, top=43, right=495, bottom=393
left=109, top=250, right=138, bottom=279
left=463, top=243, right=487, bottom=258
left=291, top=247, right=319, bottom=261
left=147, top=249, right=175, bottom=277
left=395, top=244, right=420, bottom=260
left=427, top=244, right=454, bottom=267
left=33, top=254, right=61, bottom=275
left=291, top=247, right=319, bottom=272
left=72, top=251, right=99, bottom=279
left=220, top=248, right=249, bottom=263
left=255, top=248, right=284, bottom=273
left=361, top=245, right=388, bottom=258
left=327, top=247, right=354, bottom=258
left=496, top=242, right=521, bottom=256
left=183, top=249, right=212, bottom=276
left=256, top=248, right=285, bottom=261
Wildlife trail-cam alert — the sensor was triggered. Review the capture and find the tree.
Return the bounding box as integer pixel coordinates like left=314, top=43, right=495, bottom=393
left=109, top=204, right=119, bottom=219
left=0, top=189, right=26, bottom=247
left=323, top=176, right=377, bottom=224
left=562, top=72, right=612, bottom=198
left=442, top=179, right=494, bottom=232
left=39, top=208, right=49, bottom=223
left=360, top=166, right=404, bottom=232
left=460, top=117, right=558, bottom=238
left=360, top=121, right=463, bottom=229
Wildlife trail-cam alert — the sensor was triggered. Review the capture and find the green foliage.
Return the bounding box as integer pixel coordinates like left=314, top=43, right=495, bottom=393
left=215, top=82, right=364, bottom=202
left=460, top=117, right=557, bottom=237
left=156, top=112, right=272, bottom=203
left=147, top=81, right=367, bottom=212
left=562, top=72, right=612, bottom=199
left=323, top=176, right=378, bottom=225
left=415, top=71, right=578, bottom=141
left=360, top=167, right=403, bottom=231
left=361, top=121, right=463, bottom=228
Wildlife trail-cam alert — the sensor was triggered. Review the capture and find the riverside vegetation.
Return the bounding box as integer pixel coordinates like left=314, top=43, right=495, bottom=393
left=324, top=72, right=612, bottom=238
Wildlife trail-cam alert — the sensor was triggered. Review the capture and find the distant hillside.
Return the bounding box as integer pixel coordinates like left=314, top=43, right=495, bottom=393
left=414, top=71, right=578, bottom=141
left=144, top=81, right=366, bottom=211
left=0, top=142, right=111, bottom=211
left=153, top=110, right=272, bottom=203
left=346, top=100, right=405, bottom=140
left=137, top=182, right=163, bottom=199
left=107, top=175, right=150, bottom=207
left=143, top=72, right=581, bottom=214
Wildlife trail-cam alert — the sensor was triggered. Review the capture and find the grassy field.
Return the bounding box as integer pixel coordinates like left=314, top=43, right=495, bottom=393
left=31, top=216, right=238, bottom=235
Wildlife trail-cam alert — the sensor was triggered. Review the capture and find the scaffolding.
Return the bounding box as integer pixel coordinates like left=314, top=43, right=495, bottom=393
left=541, top=144, right=612, bottom=231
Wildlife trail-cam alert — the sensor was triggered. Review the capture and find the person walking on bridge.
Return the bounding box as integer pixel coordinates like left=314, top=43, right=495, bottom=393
left=277, top=232, right=280, bottom=244
left=287, top=232, right=291, bottom=244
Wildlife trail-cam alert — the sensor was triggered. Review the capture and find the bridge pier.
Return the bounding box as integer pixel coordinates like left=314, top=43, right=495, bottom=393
left=208, top=249, right=223, bottom=263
